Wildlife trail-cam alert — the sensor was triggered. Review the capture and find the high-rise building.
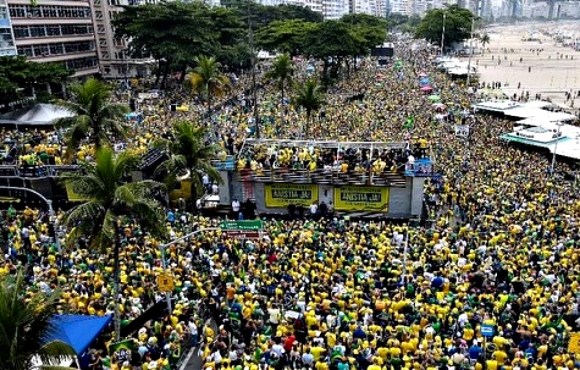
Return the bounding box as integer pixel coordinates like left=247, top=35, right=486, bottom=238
left=390, top=0, right=410, bottom=15
left=90, top=0, right=155, bottom=79
left=7, top=0, right=99, bottom=76
left=323, top=0, right=349, bottom=19
left=0, top=0, right=16, bottom=56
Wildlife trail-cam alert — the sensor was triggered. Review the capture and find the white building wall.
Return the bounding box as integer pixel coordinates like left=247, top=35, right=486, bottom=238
left=0, top=0, right=17, bottom=56
left=322, top=0, right=348, bottom=19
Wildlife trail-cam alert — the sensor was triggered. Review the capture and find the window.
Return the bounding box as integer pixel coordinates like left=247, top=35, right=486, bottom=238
left=17, top=45, right=33, bottom=57
left=29, top=25, right=46, bottom=38
left=0, top=7, right=7, bottom=19
left=46, top=25, right=60, bottom=36
left=66, top=56, right=97, bottom=70
left=13, top=26, right=29, bottom=39
left=9, top=5, right=26, bottom=18
left=33, top=44, right=49, bottom=57
left=49, top=43, right=63, bottom=55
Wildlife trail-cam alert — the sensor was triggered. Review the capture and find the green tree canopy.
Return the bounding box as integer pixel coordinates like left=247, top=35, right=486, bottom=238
left=305, top=21, right=363, bottom=60
left=266, top=53, right=294, bottom=101
left=0, top=271, right=76, bottom=370
left=154, top=120, right=221, bottom=203
left=114, top=2, right=230, bottom=82
left=339, top=14, right=388, bottom=52
left=62, top=147, right=166, bottom=339
left=54, top=78, right=129, bottom=158
left=293, top=79, right=324, bottom=136
left=0, top=56, right=70, bottom=107
left=223, top=0, right=322, bottom=29
left=415, top=5, right=475, bottom=48
left=186, top=56, right=230, bottom=119
left=255, top=19, right=318, bottom=57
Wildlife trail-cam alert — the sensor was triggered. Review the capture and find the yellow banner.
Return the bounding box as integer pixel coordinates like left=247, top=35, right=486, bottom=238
left=265, top=184, right=318, bottom=207
left=334, top=186, right=389, bottom=211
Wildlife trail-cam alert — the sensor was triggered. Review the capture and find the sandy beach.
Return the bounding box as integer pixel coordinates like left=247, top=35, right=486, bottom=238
left=473, top=21, right=580, bottom=107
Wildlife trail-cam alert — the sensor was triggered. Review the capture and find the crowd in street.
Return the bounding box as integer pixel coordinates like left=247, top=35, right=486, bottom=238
left=2, top=39, right=580, bottom=370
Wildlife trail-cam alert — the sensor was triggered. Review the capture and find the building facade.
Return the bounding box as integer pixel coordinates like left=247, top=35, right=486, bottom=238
left=0, top=0, right=16, bottom=56
left=89, top=0, right=155, bottom=79
left=6, top=0, right=98, bottom=76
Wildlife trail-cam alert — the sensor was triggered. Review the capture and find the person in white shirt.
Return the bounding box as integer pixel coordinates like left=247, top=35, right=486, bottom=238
left=309, top=203, right=318, bottom=216
left=232, top=199, right=241, bottom=219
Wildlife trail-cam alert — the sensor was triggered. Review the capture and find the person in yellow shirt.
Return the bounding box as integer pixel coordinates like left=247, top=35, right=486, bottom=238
left=311, top=346, right=326, bottom=361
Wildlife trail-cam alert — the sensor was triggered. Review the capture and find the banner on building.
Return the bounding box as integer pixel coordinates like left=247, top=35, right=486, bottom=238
left=334, top=186, right=389, bottom=211
left=454, top=125, right=470, bottom=138
left=265, top=184, right=318, bottom=207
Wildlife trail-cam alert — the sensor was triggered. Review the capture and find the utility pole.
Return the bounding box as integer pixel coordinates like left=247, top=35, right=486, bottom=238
left=441, top=12, right=447, bottom=56
left=248, top=0, right=260, bottom=139
left=157, top=227, right=220, bottom=314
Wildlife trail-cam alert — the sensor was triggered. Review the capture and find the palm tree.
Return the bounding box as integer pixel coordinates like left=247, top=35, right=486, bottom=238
left=293, top=79, right=324, bottom=137
left=479, top=33, right=490, bottom=53
left=186, top=56, right=230, bottom=121
left=266, top=54, right=294, bottom=102
left=0, top=271, right=76, bottom=370
left=62, top=146, right=165, bottom=341
left=55, top=77, right=129, bottom=160
left=155, top=120, right=221, bottom=206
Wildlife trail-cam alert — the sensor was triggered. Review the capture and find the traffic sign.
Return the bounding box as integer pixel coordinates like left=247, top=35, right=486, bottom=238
left=220, top=220, right=263, bottom=239
left=219, top=220, right=263, bottom=230
left=157, top=272, right=174, bottom=292
left=481, top=324, right=495, bottom=338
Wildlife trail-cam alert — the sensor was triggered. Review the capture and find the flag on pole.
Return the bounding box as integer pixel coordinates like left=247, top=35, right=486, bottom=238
left=403, top=115, right=415, bottom=131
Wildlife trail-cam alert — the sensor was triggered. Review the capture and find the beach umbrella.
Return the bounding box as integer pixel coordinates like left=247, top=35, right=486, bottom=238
left=428, top=95, right=441, bottom=102
left=419, top=72, right=428, bottom=77
left=419, top=77, right=430, bottom=86
left=421, top=86, right=433, bottom=92
left=432, top=103, right=447, bottom=112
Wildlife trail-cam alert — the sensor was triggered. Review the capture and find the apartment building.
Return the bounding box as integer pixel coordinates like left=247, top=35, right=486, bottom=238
left=7, top=0, right=98, bottom=76
left=0, top=0, right=16, bottom=56
left=390, top=0, right=411, bottom=14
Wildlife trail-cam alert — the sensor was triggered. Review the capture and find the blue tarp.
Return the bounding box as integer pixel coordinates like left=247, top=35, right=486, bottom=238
left=47, top=314, right=113, bottom=355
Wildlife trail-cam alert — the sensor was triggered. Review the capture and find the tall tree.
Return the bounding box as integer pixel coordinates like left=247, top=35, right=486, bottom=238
left=256, top=19, right=317, bottom=57
left=479, top=33, right=490, bottom=51
left=62, top=147, right=165, bottom=340
left=415, top=6, right=475, bottom=48
left=0, top=271, right=76, bottom=370
left=304, top=21, right=363, bottom=81
left=114, top=2, right=218, bottom=86
left=340, top=13, right=388, bottom=50
left=0, top=56, right=70, bottom=108
left=186, top=56, right=229, bottom=120
left=266, top=54, right=294, bottom=102
left=293, top=79, right=324, bottom=137
left=155, top=120, right=221, bottom=206
left=55, top=78, right=129, bottom=159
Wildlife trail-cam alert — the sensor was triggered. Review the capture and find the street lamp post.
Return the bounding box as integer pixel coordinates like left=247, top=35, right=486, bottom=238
left=0, top=186, right=60, bottom=251
left=466, top=17, right=476, bottom=88
left=157, top=227, right=219, bottom=314
left=441, top=12, right=447, bottom=57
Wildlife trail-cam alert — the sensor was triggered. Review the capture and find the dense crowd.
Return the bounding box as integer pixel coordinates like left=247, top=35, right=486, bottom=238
left=2, top=38, right=580, bottom=370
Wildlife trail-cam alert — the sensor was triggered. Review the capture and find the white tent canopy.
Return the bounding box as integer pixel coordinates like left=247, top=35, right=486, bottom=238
left=0, top=103, right=74, bottom=126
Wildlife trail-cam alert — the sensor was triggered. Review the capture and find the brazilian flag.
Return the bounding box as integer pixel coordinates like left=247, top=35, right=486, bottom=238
left=403, top=115, right=415, bottom=131
left=109, top=339, right=136, bottom=355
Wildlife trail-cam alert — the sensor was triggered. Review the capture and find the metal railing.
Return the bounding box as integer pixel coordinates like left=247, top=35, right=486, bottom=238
left=238, top=167, right=408, bottom=187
